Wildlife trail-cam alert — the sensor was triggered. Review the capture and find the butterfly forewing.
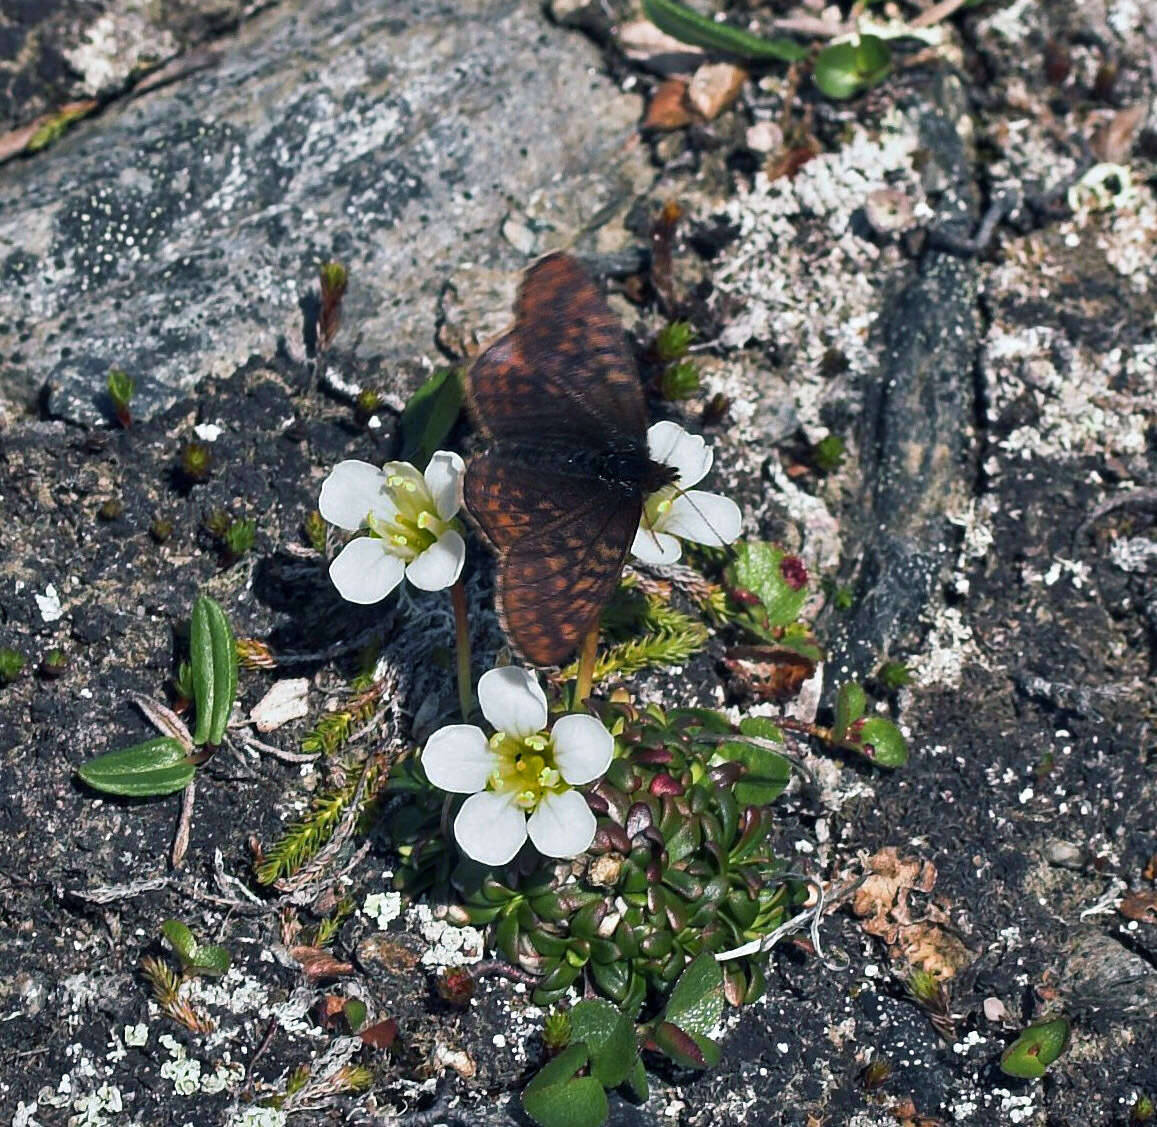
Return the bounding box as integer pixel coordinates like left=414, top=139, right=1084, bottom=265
left=469, top=254, right=647, bottom=447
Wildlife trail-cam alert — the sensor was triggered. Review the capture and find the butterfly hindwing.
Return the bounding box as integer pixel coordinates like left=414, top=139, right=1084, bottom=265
left=465, top=455, right=641, bottom=665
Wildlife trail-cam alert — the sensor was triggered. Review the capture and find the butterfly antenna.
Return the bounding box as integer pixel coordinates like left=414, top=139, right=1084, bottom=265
left=671, top=483, right=740, bottom=562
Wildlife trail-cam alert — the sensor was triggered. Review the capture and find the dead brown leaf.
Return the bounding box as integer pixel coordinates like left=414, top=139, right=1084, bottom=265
left=290, top=945, right=355, bottom=980
left=644, top=80, right=692, bottom=131
left=360, top=1018, right=399, bottom=1050
left=853, top=848, right=973, bottom=980
left=724, top=644, right=818, bottom=703
left=1090, top=104, right=1147, bottom=164
left=1120, top=889, right=1157, bottom=924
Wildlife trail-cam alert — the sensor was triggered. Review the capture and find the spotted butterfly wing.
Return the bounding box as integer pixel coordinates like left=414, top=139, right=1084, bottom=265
left=464, top=254, right=674, bottom=665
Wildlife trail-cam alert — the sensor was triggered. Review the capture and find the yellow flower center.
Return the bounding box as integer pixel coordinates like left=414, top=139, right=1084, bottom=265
left=365, top=473, right=452, bottom=561
left=487, top=730, right=566, bottom=811
left=641, top=484, right=678, bottom=534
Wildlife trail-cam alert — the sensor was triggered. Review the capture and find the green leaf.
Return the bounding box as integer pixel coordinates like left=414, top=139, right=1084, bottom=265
left=663, top=953, right=724, bottom=1038
left=730, top=543, right=809, bottom=629
left=715, top=739, right=792, bottom=805
left=522, top=1043, right=609, bottom=1127
left=343, top=998, right=368, bottom=1033
left=1000, top=1017, right=1071, bottom=1079
left=569, top=999, right=637, bottom=1089
left=399, top=368, right=464, bottom=469
left=738, top=716, right=782, bottom=742
left=161, top=919, right=198, bottom=963
left=855, top=716, right=909, bottom=768
left=621, top=1057, right=649, bottom=1103
left=833, top=682, right=867, bottom=742
left=642, top=0, right=807, bottom=63
left=650, top=1020, right=722, bottom=1069
left=813, top=35, right=892, bottom=100
left=190, top=945, right=232, bottom=977
left=189, top=594, right=237, bottom=747
left=77, top=737, right=195, bottom=797
left=162, top=919, right=231, bottom=976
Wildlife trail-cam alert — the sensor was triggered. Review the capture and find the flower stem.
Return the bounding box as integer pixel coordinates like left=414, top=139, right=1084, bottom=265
left=574, top=619, right=600, bottom=707
left=450, top=579, right=475, bottom=721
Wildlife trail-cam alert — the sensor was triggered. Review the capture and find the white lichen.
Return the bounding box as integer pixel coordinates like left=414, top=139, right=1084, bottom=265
left=362, top=891, right=403, bottom=929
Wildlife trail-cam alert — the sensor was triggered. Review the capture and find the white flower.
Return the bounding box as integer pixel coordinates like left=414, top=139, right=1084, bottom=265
left=318, top=451, right=466, bottom=603
left=422, top=667, right=614, bottom=866
left=631, top=421, right=743, bottom=565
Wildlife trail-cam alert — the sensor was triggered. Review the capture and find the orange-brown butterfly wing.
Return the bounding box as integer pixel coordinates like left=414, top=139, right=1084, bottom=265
left=464, top=456, right=641, bottom=665
left=467, top=253, right=647, bottom=447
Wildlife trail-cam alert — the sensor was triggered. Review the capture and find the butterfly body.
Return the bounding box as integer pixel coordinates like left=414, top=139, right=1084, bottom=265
left=463, top=253, right=673, bottom=665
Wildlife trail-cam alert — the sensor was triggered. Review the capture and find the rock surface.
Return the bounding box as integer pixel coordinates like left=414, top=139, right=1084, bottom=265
left=0, top=0, right=650, bottom=425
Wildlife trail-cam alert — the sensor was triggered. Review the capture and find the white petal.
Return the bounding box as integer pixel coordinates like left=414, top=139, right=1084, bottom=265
left=663, top=491, right=743, bottom=547
left=527, top=790, right=597, bottom=858
left=422, top=724, right=497, bottom=793
left=328, top=537, right=405, bottom=603
left=647, top=421, right=713, bottom=488
left=424, top=450, right=466, bottom=521
left=477, top=666, right=548, bottom=738
left=454, top=791, right=528, bottom=865
left=405, top=529, right=466, bottom=591
left=318, top=461, right=394, bottom=530
left=551, top=714, right=614, bottom=785
left=630, top=525, right=683, bottom=565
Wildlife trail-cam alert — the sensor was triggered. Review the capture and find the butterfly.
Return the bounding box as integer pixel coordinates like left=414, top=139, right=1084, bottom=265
left=463, top=253, right=678, bottom=665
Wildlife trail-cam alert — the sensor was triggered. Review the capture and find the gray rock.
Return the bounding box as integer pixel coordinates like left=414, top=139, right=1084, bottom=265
left=0, top=0, right=650, bottom=425
left=0, top=0, right=253, bottom=133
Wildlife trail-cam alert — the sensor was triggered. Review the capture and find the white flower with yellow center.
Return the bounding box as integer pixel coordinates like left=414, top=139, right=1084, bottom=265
left=631, top=421, right=743, bottom=565
left=422, top=667, right=614, bottom=866
left=318, top=452, right=466, bottom=603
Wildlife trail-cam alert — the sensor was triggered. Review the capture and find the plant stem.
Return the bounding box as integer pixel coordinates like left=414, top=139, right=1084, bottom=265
left=450, top=579, right=474, bottom=721
left=574, top=620, right=600, bottom=707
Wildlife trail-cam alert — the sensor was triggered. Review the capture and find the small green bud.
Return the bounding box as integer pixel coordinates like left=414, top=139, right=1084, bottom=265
left=906, top=968, right=942, bottom=1008
left=174, top=660, right=195, bottom=704
left=285, top=1064, right=310, bottom=1096
left=38, top=649, right=69, bottom=679
left=98, top=498, right=124, bottom=521
left=0, top=647, right=27, bottom=685
left=354, top=388, right=384, bottom=424
left=203, top=508, right=230, bottom=538
left=1131, top=1094, right=1155, bottom=1124
left=655, top=321, right=695, bottom=363
left=318, top=261, right=349, bottom=351
left=541, top=1009, right=572, bottom=1054
left=150, top=517, right=174, bottom=543
left=319, top=261, right=349, bottom=301
left=107, top=368, right=135, bottom=428
left=811, top=434, right=846, bottom=473
left=222, top=518, right=256, bottom=561
left=661, top=360, right=701, bottom=401
left=304, top=510, right=327, bottom=552
left=878, top=661, right=911, bottom=691
left=179, top=440, right=214, bottom=484
left=861, top=1055, right=892, bottom=1091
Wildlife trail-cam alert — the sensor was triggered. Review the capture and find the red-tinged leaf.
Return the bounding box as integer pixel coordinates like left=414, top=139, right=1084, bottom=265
left=360, top=1019, right=398, bottom=1050
left=650, top=1020, right=721, bottom=1069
